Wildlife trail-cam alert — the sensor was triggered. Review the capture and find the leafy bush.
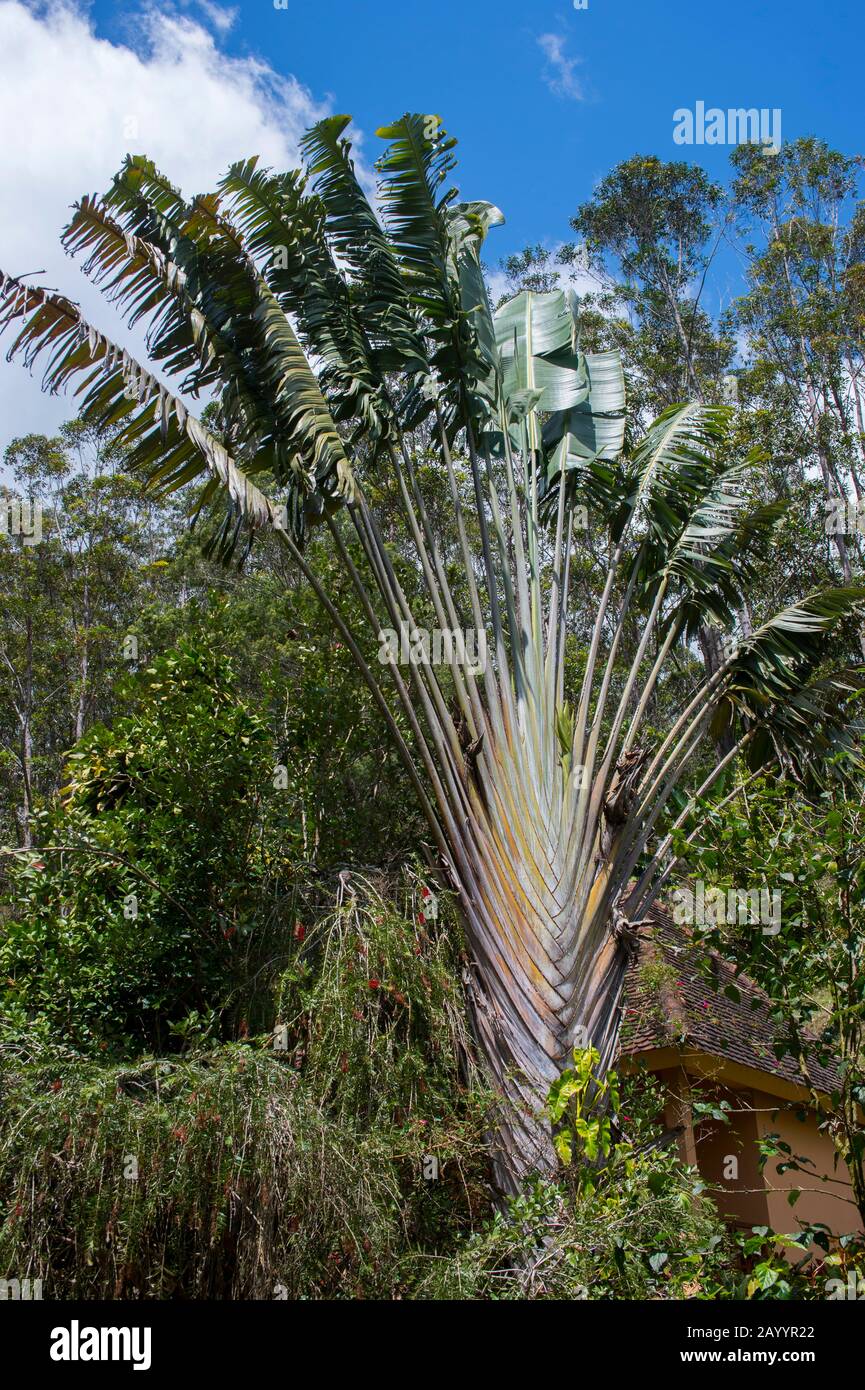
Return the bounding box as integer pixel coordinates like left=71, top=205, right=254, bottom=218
left=412, top=1055, right=858, bottom=1300
left=0, top=872, right=494, bottom=1298
left=411, top=1162, right=736, bottom=1299
left=673, top=771, right=865, bottom=1231
left=0, top=644, right=277, bottom=1055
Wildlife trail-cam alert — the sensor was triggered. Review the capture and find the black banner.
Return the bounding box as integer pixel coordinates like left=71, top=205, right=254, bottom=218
left=3, top=1296, right=861, bottom=1375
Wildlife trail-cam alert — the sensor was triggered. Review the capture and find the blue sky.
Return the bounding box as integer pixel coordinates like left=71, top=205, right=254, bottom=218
left=97, top=0, right=860, bottom=260
left=0, top=0, right=862, bottom=449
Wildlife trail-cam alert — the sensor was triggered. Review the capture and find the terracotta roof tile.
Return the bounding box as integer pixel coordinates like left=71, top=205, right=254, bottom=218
left=619, top=905, right=840, bottom=1094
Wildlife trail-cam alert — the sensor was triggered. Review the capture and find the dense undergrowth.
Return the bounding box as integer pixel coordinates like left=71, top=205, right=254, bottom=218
left=2, top=645, right=861, bottom=1300
left=0, top=866, right=742, bottom=1301
left=0, top=872, right=494, bottom=1299
left=0, top=1041, right=490, bottom=1299
left=2, top=872, right=861, bottom=1300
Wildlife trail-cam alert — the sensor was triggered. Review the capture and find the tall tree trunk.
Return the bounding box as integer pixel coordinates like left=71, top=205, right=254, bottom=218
left=18, top=615, right=34, bottom=850
left=75, top=577, right=90, bottom=742
left=769, top=211, right=865, bottom=656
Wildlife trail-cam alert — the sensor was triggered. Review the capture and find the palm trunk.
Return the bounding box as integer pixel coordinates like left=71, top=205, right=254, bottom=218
left=438, top=694, right=633, bottom=1189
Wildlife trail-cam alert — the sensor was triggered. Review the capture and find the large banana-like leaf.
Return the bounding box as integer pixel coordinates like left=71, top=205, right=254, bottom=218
left=300, top=115, right=428, bottom=379
left=375, top=113, right=459, bottom=316
left=0, top=273, right=276, bottom=549
left=447, top=199, right=504, bottom=426
left=59, top=162, right=355, bottom=529
left=218, top=156, right=388, bottom=442
left=63, top=191, right=266, bottom=432
left=712, top=589, right=865, bottom=737
left=664, top=498, right=789, bottom=637
left=733, top=588, right=863, bottom=664
left=375, top=115, right=504, bottom=437
left=543, top=350, right=626, bottom=470
left=495, top=289, right=587, bottom=412
left=490, top=289, right=625, bottom=466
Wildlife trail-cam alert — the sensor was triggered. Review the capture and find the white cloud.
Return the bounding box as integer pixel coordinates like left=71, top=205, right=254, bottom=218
left=537, top=32, right=584, bottom=102
left=485, top=242, right=598, bottom=307
left=0, top=0, right=346, bottom=453
left=484, top=268, right=511, bottom=307
left=188, top=0, right=237, bottom=34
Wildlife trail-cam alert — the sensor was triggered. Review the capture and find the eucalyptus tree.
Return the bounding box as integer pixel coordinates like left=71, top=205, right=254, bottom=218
left=566, top=157, right=741, bottom=693
left=0, top=115, right=861, bottom=1189
left=731, top=138, right=865, bottom=587
left=0, top=426, right=159, bottom=846
left=570, top=156, right=735, bottom=411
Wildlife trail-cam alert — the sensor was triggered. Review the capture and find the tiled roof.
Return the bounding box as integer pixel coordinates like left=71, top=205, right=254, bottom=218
left=619, top=906, right=840, bottom=1095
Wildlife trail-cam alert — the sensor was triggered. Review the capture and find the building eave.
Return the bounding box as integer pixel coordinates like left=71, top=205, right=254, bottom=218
left=618, top=1043, right=829, bottom=1107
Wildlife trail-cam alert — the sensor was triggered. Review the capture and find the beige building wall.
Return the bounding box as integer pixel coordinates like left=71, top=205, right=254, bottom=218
left=752, top=1090, right=863, bottom=1240
left=628, top=1049, right=863, bottom=1250
left=692, top=1085, right=770, bottom=1230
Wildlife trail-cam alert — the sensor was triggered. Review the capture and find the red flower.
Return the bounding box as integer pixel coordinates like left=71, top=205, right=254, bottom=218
left=31, top=860, right=45, bottom=870
left=368, top=978, right=380, bottom=990
left=418, top=912, right=426, bottom=925
left=294, top=923, right=306, bottom=942
left=422, top=887, right=430, bottom=899
left=223, top=926, right=236, bottom=940
left=49, top=1079, right=62, bottom=1092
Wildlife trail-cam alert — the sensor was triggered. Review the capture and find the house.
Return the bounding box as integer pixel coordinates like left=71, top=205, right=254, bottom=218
left=618, top=909, right=863, bottom=1241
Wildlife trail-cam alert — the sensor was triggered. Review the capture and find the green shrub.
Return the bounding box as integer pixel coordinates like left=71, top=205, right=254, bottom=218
left=411, top=1162, right=736, bottom=1300
left=0, top=872, right=494, bottom=1299
left=406, top=1058, right=738, bottom=1300
left=0, top=644, right=277, bottom=1055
